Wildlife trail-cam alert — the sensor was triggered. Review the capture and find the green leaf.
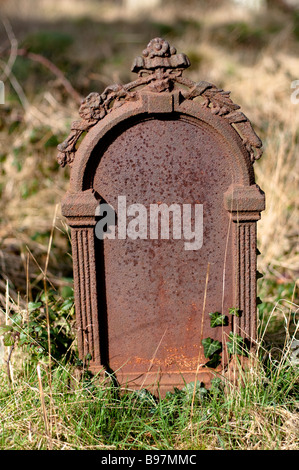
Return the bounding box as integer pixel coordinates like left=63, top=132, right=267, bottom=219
left=4, top=332, right=14, bottom=346
left=19, top=330, right=28, bottom=341
left=49, top=309, right=56, bottom=321
left=28, top=302, right=42, bottom=312
left=11, top=313, right=22, bottom=323
left=229, top=307, right=242, bottom=317
left=205, top=353, right=222, bottom=369
left=202, top=337, right=222, bottom=359
left=182, top=381, right=208, bottom=400
left=209, top=312, right=228, bottom=328
left=226, top=332, right=247, bottom=356
left=133, top=388, right=156, bottom=405
left=0, top=325, right=13, bottom=335
left=18, top=337, right=29, bottom=346
left=61, top=299, right=74, bottom=311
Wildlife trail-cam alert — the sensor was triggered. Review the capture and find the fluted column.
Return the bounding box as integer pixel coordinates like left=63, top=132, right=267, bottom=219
left=71, top=226, right=99, bottom=360
left=235, top=221, right=257, bottom=339
left=61, top=189, right=101, bottom=363
left=224, top=184, right=265, bottom=342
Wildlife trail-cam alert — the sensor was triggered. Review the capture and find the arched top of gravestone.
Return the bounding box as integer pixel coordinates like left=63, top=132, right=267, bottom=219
left=57, top=38, right=263, bottom=192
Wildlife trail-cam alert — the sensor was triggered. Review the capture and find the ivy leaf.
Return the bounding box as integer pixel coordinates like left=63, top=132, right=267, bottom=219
left=229, top=307, right=242, bottom=317
left=205, top=353, right=222, bottom=369
left=202, top=337, right=222, bottom=359
left=182, top=381, right=208, bottom=401
left=209, top=312, right=228, bottom=328
left=226, top=332, right=247, bottom=356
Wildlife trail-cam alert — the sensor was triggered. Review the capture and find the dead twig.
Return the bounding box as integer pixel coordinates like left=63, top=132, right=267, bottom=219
left=0, top=17, right=18, bottom=82
left=16, top=48, right=82, bottom=104
left=0, top=17, right=82, bottom=105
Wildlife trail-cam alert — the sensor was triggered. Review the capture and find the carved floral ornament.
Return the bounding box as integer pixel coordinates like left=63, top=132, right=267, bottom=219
left=57, top=38, right=263, bottom=167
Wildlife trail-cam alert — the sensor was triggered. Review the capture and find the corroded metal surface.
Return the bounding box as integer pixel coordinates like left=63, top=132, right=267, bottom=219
left=93, top=117, right=234, bottom=390
left=58, top=38, right=265, bottom=395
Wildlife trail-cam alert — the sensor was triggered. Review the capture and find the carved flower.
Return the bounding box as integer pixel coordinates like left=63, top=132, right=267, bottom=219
left=142, top=38, right=176, bottom=59
left=79, top=92, right=104, bottom=120
left=57, top=150, right=75, bottom=167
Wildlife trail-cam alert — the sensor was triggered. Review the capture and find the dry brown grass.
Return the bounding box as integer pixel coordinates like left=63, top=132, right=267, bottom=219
left=0, top=1, right=298, bottom=323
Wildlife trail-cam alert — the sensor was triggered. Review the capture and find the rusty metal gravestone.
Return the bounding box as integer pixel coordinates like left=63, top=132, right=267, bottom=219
left=57, top=38, right=265, bottom=395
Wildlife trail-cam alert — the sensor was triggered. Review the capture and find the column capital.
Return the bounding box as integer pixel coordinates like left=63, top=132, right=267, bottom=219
left=224, top=184, right=265, bottom=221
left=61, top=189, right=100, bottom=226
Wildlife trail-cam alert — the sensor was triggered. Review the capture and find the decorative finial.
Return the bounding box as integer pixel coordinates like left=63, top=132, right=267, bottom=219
left=131, top=37, right=190, bottom=74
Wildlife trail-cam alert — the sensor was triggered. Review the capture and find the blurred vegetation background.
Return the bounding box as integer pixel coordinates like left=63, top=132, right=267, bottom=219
left=0, top=0, right=298, bottom=347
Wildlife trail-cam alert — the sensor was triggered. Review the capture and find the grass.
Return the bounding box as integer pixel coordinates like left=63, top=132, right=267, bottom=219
left=0, top=340, right=298, bottom=450
left=0, top=282, right=298, bottom=450
left=0, top=0, right=298, bottom=451
left=0, top=0, right=298, bottom=295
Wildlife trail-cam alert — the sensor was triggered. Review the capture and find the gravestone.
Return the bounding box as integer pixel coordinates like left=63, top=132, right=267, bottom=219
left=57, top=38, right=265, bottom=395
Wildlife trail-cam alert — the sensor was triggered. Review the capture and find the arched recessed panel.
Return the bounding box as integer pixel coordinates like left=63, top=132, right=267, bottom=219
left=92, top=117, right=234, bottom=386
